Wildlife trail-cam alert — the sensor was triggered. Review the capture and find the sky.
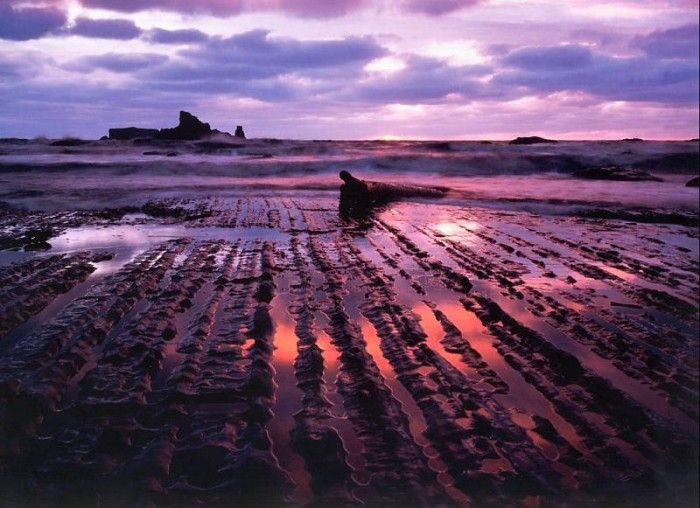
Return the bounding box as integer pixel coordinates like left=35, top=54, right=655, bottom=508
left=0, top=0, right=698, bottom=139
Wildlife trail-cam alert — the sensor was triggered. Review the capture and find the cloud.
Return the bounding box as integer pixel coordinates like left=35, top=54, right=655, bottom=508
left=154, top=29, right=384, bottom=81
left=78, top=0, right=365, bottom=17
left=66, top=53, right=169, bottom=73
left=632, top=23, right=699, bottom=59
left=502, top=45, right=593, bottom=70
left=400, top=0, right=480, bottom=15
left=146, top=28, right=209, bottom=44
left=353, top=55, right=493, bottom=102
left=497, top=43, right=699, bottom=104
left=0, top=5, right=66, bottom=40
left=264, top=0, right=368, bottom=18
left=79, top=0, right=244, bottom=14
left=70, top=17, right=142, bottom=39
left=0, top=56, right=22, bottom=81
left=143, top=30, right=385, bottom=101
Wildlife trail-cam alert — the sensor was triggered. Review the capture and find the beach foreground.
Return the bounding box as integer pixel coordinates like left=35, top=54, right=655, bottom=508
left=0, top=141, right=698, bottom=506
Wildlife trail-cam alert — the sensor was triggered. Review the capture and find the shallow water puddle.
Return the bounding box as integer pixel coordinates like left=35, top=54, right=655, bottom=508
left=268, top=272, right=313, bottom=504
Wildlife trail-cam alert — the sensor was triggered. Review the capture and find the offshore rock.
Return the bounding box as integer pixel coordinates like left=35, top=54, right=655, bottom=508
left=509, top=136, right=558, bottom=145
left=158, top=111, right=212, bottom=140
left=108, top=111, right=244, bottom=141
left=573, top=165, right=662, bottom=182
left=108, top=127, right=160, bottom=141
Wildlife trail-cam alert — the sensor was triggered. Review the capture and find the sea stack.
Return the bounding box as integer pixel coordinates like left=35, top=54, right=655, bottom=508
left=107, top=111, right=243, bottom=141
left=158, top=111, right=213, bottom=140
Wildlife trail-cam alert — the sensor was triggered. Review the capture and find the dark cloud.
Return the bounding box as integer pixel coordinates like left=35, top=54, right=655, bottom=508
left=502, top=45, right=592, bottom=70
left=0, top=5, right=66, bottom=40
left=79, top=0, right=481, bottom=17
left=70, top=17, right=143, bottom=40
left=632, top=24, right=699, bottom=60
left=143, top=30, right=384, bottom=101
left=66, top=53, right=169, bottom=73
left=151, top=29, right=383, bottom=82
left=497, top=44, right=699, bottom=103
left=192, top=29, right=384, bottom=69
left=80, top=0, right=245, bottom=15
left=78, top=0, right=365, bottom=18
left=400, top=0, right=480, bottom=15
left=146, top=28, right=209, bottom=44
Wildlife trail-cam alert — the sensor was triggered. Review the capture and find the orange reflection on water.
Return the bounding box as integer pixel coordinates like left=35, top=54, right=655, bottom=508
left=358, top=316, right=393, bottom=381
left=358, top=316, right=429, bottom=445
left=436, top=301, right=507, bottom=369
left=411, top=303, right=471, bottom=375
left=272, top=316, right=298, bottom=366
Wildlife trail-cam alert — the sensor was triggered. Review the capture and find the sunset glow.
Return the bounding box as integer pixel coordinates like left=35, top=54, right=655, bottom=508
left=0, top=0, right=697, bottom=139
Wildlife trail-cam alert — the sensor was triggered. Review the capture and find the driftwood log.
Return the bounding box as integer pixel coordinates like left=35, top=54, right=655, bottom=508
left=339, top=170, right=447, bottom=216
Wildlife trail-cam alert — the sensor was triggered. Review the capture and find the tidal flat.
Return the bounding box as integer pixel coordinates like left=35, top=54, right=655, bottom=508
left=0, top=139, right=698, bottom=506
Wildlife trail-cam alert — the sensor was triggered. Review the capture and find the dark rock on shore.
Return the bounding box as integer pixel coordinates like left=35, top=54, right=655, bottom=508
left=577, top=208, right=698, bottom=227
left=234, top=125, right=246, bottom=138
left=510, top=136, right=557, bottom=145
left=22, top=228, right=53, bottom=251
left=685, top=176, right=699, bottom=187
left=50, top=138, right=90, bottom=147
left=573, top=165, right=662, bottom=182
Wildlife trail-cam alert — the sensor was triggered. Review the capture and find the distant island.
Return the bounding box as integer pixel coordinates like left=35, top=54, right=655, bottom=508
left=107, top=111, right=245, bottom=141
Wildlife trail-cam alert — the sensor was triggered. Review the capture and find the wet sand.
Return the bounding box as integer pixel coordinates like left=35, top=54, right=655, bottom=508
left=0, top=194, right=698, bottom=506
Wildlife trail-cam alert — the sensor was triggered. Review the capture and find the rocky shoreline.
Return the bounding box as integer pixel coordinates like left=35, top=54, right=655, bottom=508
left=0, top=189, right=697, bottom=506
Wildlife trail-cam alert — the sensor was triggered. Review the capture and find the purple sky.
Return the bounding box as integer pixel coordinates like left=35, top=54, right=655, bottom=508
left=0, top=0, right=698, bottom=139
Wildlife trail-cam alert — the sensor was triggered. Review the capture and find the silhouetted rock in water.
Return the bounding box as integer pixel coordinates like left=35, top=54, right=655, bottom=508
left=510, top=136, right=557, bottom=145
left=573, top=165, right=662, bottom=182
left=339, top=170, right=447, bottom=217
left=50, top=138, right=89, bottom=147
left=621, top=138, right=644, bottom=142
left=109, top=127, right=160, bottom=141
left=108, top=111, right=246, bottom=141
left=686, top=176, right=700, bottom=187
left=194, top=141, right=245, bottom=151
left=0, top=138, right=29, bottom=144
left=143, top=151, right=178, bottom=157
left=158, top=111, right=213, bottom=140
left=633, top=152, right=700, bottom=173
left=235, top=125, right=246, bottom=138
left=423, top=141, right=451, bottom=151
